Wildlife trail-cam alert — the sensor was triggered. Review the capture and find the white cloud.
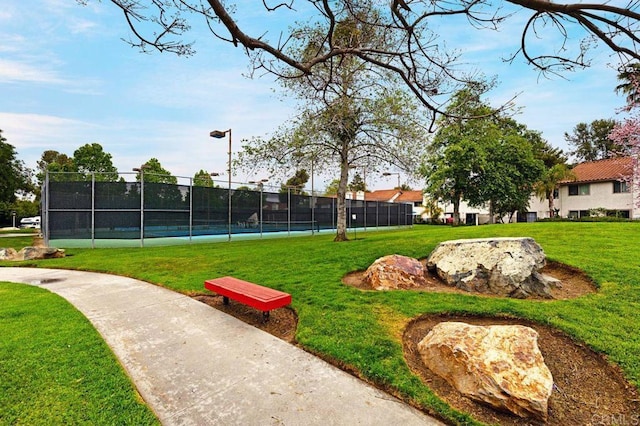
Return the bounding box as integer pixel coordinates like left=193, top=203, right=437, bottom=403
left=0, top=59, right=67, bottom=84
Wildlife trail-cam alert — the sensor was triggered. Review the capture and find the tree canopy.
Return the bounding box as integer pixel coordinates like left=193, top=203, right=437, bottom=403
left=564, top=119, right=625, bottom=162
left=73, top=143, right=118, bottom=181
left=98, top=1, right=640, bottom=126
left=0, top=130, right=33, bottom=205
left=422, top=88, right=544, bottom=224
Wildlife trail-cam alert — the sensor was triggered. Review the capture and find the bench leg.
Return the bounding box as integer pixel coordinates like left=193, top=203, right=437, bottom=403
left=223, top=296, right=229, bottom=305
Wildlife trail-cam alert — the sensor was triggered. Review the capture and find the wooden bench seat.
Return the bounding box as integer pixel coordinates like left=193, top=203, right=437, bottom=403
left=204, top=276, right=291, bottom=321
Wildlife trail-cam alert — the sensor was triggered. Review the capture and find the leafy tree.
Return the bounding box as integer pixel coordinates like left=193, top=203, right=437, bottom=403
left=0, top=130, right=33, bottom=205
left=422, top=87, right=495, bottom=225
left=98, top=1, right=640, bottom=126
left=348, top=173, right=367, bottom=193
left=324, top=179, right=340, bottom=196
left=37, top=150, right=76, bottom=184
left=193, top=170, right=217, bottom=187
left=136, top=158, right=177, bottom=184
left=534, top=164, right=576, bottom=218
left=472, top=135, right=544, bottom=222
left=616, top=63, right=640, bottom=105
left=423, top=87, right=544, bottom=224
left=564, top=119, right=624, bottom=162
left=238, top=12, right=427, bottom=241
left=280, top=170, right=309, bottom=195
left=73, top=143, right=118, bottom=181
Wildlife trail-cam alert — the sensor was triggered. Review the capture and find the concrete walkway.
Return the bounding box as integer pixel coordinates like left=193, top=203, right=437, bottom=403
left=0, top=268, right=443, bottom=426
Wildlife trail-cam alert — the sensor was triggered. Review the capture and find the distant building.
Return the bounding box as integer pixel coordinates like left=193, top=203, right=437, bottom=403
left=528, top=157, right=639, bottom=220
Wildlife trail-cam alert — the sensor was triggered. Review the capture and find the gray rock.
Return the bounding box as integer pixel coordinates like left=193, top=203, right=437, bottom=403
left=426, top=237, right=554, bottom=298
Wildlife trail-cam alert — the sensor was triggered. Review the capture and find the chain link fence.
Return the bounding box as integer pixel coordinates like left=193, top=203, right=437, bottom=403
left=41, top=172, right=413, bottom=247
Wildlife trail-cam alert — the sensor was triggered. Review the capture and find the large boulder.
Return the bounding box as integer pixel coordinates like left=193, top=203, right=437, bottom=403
left=0, top=248, right=18, bottom=261
left=426, top=237, right=557, bottom=298
left=363, top=254, right=426, bottom=290
left=0, top=246, right=65, bottom=261
left=418, top=321, right=553, bottom=421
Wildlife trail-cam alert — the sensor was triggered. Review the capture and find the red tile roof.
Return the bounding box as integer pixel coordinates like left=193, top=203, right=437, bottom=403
left=565, top=157, right=633, bottom=183
left=395, top=190, right=424, bottom=202
left=365, top=190, right=401, bottom=201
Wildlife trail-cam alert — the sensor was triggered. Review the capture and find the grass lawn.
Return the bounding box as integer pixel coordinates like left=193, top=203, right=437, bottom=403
left=0, top=283, right=159, bottom=425
left=6, top=222, right=640, bottom=424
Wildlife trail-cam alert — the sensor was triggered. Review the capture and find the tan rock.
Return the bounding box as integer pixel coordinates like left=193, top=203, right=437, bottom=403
left=363, top=254, right=426, bottom=290
left=0, top=248, right=18, bottom=261
left=418, top=321, right=553, bottom=421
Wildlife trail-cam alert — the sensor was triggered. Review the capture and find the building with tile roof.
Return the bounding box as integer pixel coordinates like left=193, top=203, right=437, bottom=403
left=528, top=157, right=638, bottom=220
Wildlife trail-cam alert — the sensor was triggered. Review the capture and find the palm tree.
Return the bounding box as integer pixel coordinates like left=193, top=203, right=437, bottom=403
left=534, top=164, right=576, bottom=218
left=616, top=63, right=640, bottom=105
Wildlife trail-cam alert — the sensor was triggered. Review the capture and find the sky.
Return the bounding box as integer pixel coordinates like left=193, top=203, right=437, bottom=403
left=0, top=0, right=630, bottom=192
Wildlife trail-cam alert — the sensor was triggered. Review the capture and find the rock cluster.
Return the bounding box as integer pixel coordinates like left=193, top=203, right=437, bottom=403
left=418, top=321, right=553, bottom=421
left=426, top=237, right=558, bottom=298
left=363, top=254, right=426, bottom=290
left=0, top=246, right=65, bottom=261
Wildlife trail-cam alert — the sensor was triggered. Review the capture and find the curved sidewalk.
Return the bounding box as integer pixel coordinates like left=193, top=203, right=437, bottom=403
left=1, top=268, right=443, bottom=426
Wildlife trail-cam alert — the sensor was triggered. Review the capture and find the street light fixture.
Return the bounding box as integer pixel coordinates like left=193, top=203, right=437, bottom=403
left=210, top=129, right=232, bottom=241
left=382, top=172, right=401, bottom=189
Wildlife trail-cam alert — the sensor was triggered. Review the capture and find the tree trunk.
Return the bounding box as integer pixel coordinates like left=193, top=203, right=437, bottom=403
left=334, top=156, right=350, bottom=241
left=547, top=192, right=555, bottom=218
left=452, top=197, right=461, bottom=226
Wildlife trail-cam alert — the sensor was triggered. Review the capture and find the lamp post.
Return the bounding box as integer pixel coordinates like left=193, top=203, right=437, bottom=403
left=382, top=172, right=400, bottom=189
left=210, top=129, right=232, bottom=241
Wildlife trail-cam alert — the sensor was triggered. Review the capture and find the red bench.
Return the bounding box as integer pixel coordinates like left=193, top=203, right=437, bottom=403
left=204, top=276, right=291, bottom=321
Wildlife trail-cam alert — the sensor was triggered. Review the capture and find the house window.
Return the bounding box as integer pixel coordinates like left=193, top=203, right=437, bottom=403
left=553, top=189, right=559, bottom=199
left=568, top=184, right=590, bottom=196
left=613, top=181, right=629, bottom=193
left=414, top=201, right=422, bottom=207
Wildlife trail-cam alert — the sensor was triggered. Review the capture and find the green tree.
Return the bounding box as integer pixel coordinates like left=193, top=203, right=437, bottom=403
left=534, top=163, right=576, bottom=218
left=472, top=135, right=544, bottom=222
left=324, top=179, right=340, bottom=196
left=73, top=143, right=118, bottom=181
left=0, top=130, right=33, bottom=205
left=348, top=173, right=367, bottom=192
left=616, top=63, right=640, bottom=105
left=422, top=87, right=495, bottom=225
left=238, top=12, right=427, bottom=241
left=193, top=170, right=217, bottom=187
left=136, top=158, right=177, bottom=184
left=37, top=150, right=76, bottom=184
left=564, top=119, right=624, bottom=162
left=423, top=87, right=544, bottom=224
left=280, top=170, right=309, bottom=195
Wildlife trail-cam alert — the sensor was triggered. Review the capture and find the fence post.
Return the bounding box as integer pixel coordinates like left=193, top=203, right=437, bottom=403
left=91, top=173, right=95, bottom=249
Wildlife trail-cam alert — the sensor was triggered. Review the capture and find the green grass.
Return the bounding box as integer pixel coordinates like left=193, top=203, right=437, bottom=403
left=8, top=222, right=640, bottom=425
left=0, top=283, right=159, bottom=425
left=0, top=230, right=37, bottom=251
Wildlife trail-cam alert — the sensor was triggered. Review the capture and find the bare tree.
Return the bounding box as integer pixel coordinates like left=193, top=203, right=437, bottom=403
left=94, top=0, right=640, bottom=126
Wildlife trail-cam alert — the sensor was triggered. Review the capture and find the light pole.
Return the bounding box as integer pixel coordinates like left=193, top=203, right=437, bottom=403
left=210, top=129, right=232, bottom=241
left=382, top=172, right=401, bottom=189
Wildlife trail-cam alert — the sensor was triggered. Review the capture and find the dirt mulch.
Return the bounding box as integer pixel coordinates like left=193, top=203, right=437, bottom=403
left=342, top=260, right=597, bottom=300
left=404, top=314, right=640, bottom=425
left=190, top=294, right=298, bottom=343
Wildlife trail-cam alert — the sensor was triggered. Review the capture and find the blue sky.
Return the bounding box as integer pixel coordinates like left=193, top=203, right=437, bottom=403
left=0, top=1, right=628, bottom=191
